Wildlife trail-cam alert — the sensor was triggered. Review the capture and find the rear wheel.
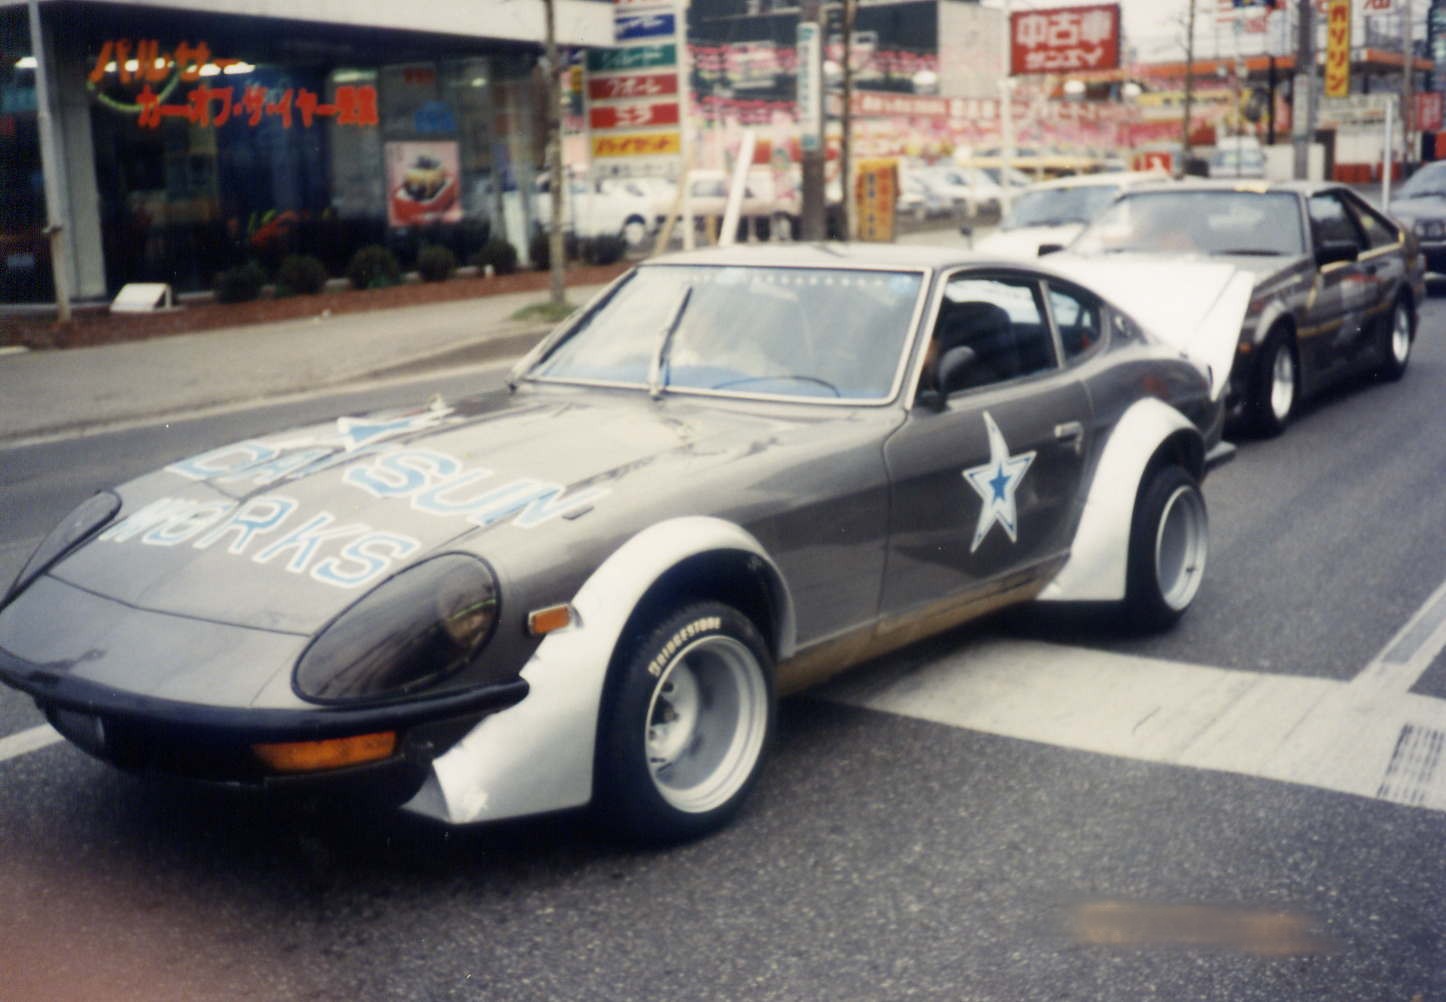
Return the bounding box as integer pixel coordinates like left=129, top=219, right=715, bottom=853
left=1249, top=328, right=1298, bottom=437
left=595, top=602, right=774, bottom=843
left=1377, top=297, right=1412, bottom=381
left=1123, top=465, right=1208, bottom=633
left=621, top=216, right=649, bottom=248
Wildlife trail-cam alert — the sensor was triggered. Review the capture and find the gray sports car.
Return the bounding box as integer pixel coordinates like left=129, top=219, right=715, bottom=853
left=1060, top=180, right=1425, bottom=436
left=0, top=245, right=1242, bottom=842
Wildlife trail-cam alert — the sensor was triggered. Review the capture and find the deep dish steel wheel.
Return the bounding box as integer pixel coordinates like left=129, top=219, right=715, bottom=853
left=595, top=602, right=774, bottom=843
left=1250, top=328, right=1298, bottom=437
left=1377, top=298, right=1413, bottom=381
left=1123, top=465, right=1209, bottom=633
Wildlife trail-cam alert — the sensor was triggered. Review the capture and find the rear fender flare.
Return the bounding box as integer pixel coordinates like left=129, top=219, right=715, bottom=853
left=1038, top=398, right=1202, bottom=604
left=404, top=517, right=795, bottom=825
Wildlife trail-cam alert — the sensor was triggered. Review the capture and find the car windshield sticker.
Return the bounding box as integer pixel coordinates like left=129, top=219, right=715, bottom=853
left=962, top=412, right=1036, bottom=552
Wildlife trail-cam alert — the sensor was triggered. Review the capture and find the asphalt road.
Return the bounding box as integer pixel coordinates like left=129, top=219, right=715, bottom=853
left=0, top=309, right=1443, bottom=1001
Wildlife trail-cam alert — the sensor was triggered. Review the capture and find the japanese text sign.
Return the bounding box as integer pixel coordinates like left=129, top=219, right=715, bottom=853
left=587, top=0, right=684, bottom=164
left=1010, top=4, right=1120, bottom=76
left=1324, top=0, right=1351, bottom=99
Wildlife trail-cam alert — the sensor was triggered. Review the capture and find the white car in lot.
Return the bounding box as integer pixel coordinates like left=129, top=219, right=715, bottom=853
left=972, top=170, right=1169, bottom=258
left=534, top=176, right=658, bottom=247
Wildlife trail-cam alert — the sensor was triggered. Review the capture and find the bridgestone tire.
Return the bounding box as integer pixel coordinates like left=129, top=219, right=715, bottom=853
left=1377, top=298, right=1412, bottom=382
left=1123, top=465, right=1209, bottom=633
left=1249, top=329, right=1298, bottom=438
left=595, top=602, right=774, bottom=843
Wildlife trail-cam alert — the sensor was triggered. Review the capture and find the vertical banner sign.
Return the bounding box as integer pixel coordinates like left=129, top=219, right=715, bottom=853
left=586, top=0, right=686, bottom=165
left=1325, top=0, right=1352, bottom=99
left=797, top=22, right=822, bottom=154
left=1010, top=4, right=1121, bottom=75
left=853, top=159, right=897, bottom=242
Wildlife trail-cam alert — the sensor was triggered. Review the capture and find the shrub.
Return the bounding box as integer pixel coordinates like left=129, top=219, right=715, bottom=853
left=213, top=262, right=266, bottom=304
left=416, top=243, right=458, bottom=283
left=585, top=234, right=627, bottom=266
left=528, top=231, right=580, bottom=271
left=347, top=244, right=402, bottom=290
left=276, top=254, right=329, bottom=296
left=472, top=238, right=519, bottom=276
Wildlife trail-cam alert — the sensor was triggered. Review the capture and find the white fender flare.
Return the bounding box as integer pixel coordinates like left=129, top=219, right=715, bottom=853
left=1037, top=397, right=1201, bottom=604
left=404, top=516, right=795, bottom=825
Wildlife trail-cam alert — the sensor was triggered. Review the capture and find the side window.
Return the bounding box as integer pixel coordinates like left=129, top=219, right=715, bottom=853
left=1046, top=284, right=1104, bottom=362
left=1308, top=193, right=1365, bottom=250
left=1342, top=193, right=1401, bottom=250
left=928, top=275, right=1057, bottom=394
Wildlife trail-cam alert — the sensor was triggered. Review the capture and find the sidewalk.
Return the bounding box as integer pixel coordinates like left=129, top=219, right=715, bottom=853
left=0, top=283, right=607, bottom=444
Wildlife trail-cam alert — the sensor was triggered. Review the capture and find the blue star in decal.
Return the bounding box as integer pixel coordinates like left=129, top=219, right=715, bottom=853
left=333, top=403, right=455, bottom=451
left=962, top=412, right=1036, bottom=553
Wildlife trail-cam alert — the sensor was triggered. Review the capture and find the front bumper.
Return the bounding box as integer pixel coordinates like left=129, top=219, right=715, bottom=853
left=0, top=645, right=527, bottom=801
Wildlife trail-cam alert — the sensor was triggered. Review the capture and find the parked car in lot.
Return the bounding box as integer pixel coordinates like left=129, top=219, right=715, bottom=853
left=0, top=245, right=1241, bottom=842
left=1060, top=180, right=1425, bottom=435
left=972, top=170, right=1168, bottom=258
left=1208, top=141, right=1267, bottom=179
left=533, top=175, right=656, bottom=247
left=1387, top=159, right=1446, bottom=275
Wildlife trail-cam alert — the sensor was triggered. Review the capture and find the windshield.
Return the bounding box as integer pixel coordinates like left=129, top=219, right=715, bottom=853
left=528, top=264, right=926, bottom=401
left=1071, top=190, right=1305, bottom=256
left=1397, top=161, right=1446, bottom=199
left=1004, top=184, right=1120, bottom=229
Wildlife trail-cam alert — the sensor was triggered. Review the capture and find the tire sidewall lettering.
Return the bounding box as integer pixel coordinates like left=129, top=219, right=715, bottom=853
left=645, top=616, right=723, bottom=677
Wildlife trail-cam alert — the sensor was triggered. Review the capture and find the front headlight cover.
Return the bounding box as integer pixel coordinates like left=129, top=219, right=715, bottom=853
left=6, top=491, right=121, bottom=604
left=295, top=554, right=500, bottom=704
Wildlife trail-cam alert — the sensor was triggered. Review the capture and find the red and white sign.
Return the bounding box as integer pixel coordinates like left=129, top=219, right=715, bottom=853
left=1010, top=4, right=1120, bottom=76
left=1132, top=150, right=1174, bottom=173
left=586, top=72, right=678, bottom=102
left=1414, top=91, right=1445, bottom=132
left=589, top=101, right=680, bottom=129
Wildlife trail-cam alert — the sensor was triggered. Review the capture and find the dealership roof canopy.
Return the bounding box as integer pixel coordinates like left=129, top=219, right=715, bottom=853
left=4, top=0, right=615, bottom=49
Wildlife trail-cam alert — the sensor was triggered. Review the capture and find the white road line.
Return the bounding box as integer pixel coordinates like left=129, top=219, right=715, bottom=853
left=1351, top=576, right=1446, bottom=696
left=818, top=633, right=1446, bottom=814
left=0, top=724, right=62, bottom=764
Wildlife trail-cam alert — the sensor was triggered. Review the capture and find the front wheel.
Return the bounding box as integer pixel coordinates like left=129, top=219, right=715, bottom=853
left=1123, top=465, right=1208, bottom=633
left=595, top=602, right=774, bottom=843
left=1249, top=329, right=1298, bottom=437
left=1377, top=298, right=1413, bottom=381
left=621, top=216, right=649, bottom=248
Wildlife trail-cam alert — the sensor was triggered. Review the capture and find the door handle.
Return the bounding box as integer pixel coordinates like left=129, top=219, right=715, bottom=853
left=1054, top=421, right=1084, bottom=442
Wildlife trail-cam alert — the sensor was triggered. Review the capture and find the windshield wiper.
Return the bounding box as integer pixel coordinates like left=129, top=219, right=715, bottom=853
left=648, top=285, right=692, bottom=400
left=1211, top=248, right=1283, bottom=256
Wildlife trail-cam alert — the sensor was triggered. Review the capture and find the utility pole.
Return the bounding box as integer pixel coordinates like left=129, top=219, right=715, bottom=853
left=1293, top=0, right=1314, bottom=179
left=799, top=0, right=826, bottom=240
left=840, top=0, right=855, bottom=241
left=543, top=0, right=565, bottom=308
left=1402, top=0, right=1415, bottom=171
left=1182, top=0, right=1197, bottom=165
left=26, top=0, right=71, bottom=323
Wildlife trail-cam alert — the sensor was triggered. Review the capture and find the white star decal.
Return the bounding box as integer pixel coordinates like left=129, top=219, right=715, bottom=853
left=962, top=412, right=1036, bottom=553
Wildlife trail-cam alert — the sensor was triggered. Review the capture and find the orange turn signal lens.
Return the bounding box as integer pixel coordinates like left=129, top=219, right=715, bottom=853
left=252, top=731, right=398, bottom=774
left=527, top=603, right=576, bottom=637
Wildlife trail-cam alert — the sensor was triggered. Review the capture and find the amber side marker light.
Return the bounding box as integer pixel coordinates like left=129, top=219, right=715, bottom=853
left=252, top=731, right=398, bottom=774
left=528, top=603, right=576, bottom=637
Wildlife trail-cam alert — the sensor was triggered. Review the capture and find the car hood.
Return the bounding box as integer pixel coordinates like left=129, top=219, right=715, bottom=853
left=973, top=223, right=1085, bottom=258
left=1386, top=197, right=1446, bottom=222
left=1048, top=255, right=1256, bottom=400
left=39, top=391, right=872, bottom=635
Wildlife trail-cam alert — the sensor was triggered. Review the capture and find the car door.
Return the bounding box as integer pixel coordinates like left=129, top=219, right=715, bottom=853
left=1304, top=191, right=1373, bottom=380
left=880, top=271, right=1092, bottom=628
left=1341, top=190, right=1408, bottom=347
